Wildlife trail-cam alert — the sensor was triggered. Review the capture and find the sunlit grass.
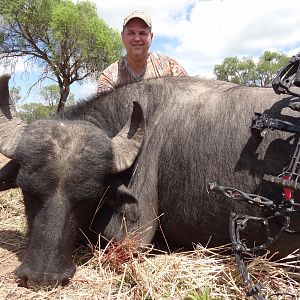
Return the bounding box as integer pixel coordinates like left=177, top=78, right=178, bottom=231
left=0, top=187, right=299, bottom=299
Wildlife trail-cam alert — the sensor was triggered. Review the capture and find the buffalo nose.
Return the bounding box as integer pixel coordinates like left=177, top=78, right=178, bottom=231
left=15, top=265, right=75, bottom=289
left=16, top=274, right=68, bottom=289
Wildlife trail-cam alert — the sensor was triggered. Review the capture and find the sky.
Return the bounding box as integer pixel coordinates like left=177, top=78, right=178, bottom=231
left=2, top=0, right=300, bottom=103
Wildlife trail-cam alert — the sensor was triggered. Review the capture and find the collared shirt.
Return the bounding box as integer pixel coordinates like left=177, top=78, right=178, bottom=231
left=97, top=52, right=188, bottom=95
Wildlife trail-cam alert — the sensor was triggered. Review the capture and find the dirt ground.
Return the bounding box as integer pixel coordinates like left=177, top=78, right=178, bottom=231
left=0, top=189, right=26, bottom=298
left=0, top=154, right=28, bottom=298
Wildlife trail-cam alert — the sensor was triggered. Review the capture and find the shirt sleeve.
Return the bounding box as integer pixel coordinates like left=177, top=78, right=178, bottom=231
left=97, top=62, right=118, bottom=95
left=97, top=73, right=114, bottom=95
left=169, top=58, right=188, bottom=77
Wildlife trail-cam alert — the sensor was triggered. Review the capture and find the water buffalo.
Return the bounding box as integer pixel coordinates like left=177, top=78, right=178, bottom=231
left=0, top=74, right=299, bottom=288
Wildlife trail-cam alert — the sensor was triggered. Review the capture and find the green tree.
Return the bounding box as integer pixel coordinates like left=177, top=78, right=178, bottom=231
left=19, top=84, right=76, bottom=123
left=0, top=0, right=123, bottom=114
left=40, top=84, right=75, bottom=107
left=9, top=86, right=21, bottom=104
left=214, top=51, right=289, bottom=86
left=214, top=56, right=256, bottom=85
left=19, top=103, right=56, bottom=123
left=256, top=51, right=289, bottom=87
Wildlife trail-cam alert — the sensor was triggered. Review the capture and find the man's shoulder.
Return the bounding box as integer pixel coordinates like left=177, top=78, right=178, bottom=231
left=148, top=52, right=188, bottom=77
left=102, top=57, right=125, bottom=73
left=149, top=52, right=172, bottom=62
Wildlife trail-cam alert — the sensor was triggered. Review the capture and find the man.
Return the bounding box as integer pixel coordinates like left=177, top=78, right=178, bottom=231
left=97, top=10, right=188, bottom=95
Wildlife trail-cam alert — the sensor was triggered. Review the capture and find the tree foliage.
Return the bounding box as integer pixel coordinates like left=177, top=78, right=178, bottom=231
left=256, top=51, right=289, bottom=87
left=214, top=51, right=290, bottom=86
left=18, top=84, right=76, bottom=123
left=40, top=84, right=75, bottom=106
left=0, top=0, right=123, bottom=113
left=19, top=102, right=56, bottom=123
left=9, top=86, right=22, bottom=104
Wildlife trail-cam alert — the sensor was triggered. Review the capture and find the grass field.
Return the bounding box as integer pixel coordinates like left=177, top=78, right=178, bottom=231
left=0, top=157, right=300, bottom=299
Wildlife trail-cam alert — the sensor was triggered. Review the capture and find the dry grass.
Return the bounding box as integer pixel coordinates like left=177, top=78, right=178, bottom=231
left=0, top=187, right=300, bottom=300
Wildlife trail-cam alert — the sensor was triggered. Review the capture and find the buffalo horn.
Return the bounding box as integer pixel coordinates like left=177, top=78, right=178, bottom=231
left=0, top=74, right=26, bottom=158
left=111, top=101, right=145, bottom=173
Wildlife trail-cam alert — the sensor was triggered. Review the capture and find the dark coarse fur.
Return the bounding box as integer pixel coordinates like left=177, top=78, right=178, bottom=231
left=66, top=77, right=298, bottom=246
left=8, top=76, right=300, bottom=287
left=14, top=119, right=114, bottom=287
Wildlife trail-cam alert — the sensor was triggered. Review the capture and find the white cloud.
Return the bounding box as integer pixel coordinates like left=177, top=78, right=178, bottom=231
left=5, top=0, right=300, bottom=100
left=95, top=0, right=196, bottom=31
left=71, top=80, right=98, bottom=101
left=93, top=0, right=300, bottom=77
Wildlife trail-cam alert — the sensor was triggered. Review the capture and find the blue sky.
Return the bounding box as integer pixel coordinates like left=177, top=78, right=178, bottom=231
left=1, top=0, right=300, bottom=104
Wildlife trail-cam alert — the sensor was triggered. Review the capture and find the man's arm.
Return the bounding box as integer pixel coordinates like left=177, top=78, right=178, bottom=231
left=97, top=61, right=119, bottom=95
left=97, top=73, right=115, bottom=95
left=169, top=58, right=188, bottom=77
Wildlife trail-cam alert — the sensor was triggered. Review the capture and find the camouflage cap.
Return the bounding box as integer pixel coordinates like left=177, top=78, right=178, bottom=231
left=123, top=10, right=152, bottom=28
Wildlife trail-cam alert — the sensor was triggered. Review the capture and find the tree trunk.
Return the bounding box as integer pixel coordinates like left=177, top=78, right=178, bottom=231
left=56, top=83, right=70, bottom=116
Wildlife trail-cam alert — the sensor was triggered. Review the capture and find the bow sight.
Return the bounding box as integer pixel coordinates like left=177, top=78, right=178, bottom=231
left=272, top=52, right=300, bottom=96
left=209, top=52, right=300, bottom=300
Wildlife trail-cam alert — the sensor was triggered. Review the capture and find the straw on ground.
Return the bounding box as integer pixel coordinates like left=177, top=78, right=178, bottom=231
left=0, top=187, right=300, bottom=300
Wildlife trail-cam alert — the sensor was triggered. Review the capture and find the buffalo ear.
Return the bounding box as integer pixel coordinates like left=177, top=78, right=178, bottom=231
left=115, top=184, right=139, bottom=223
left=111, top=101, right=145, bottom=173
left=0, top=160, right=20, bottom=191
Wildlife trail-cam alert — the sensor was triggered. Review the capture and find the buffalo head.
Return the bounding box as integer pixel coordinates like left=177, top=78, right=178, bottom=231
left=0, top=74, right=145, bottom=288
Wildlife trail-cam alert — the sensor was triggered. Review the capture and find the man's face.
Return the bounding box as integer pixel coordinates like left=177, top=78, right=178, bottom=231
left=122, top=18, right=153, bottom=60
